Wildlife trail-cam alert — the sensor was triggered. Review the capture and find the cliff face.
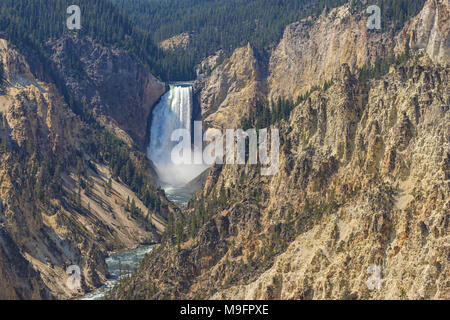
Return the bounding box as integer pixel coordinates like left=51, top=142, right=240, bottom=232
left=197, top=0, right=448, bottom=127
left=46, top=34, right=166, bottom=147
left=0, top=228, right=51, bottom=299
left=396, top=0, right=450, bottom=65
left=197, top=44, right=266, bottom=129
left=269, top=0, right=449, bottom=101
left=210, top=60, right=449, bottom=300
left=195, top=50, right=224, bottom=77
left=113, top=0, right=449, bottom=300
left=0, top=38, right=169, bottom=299
left=268, top=4, right=393, bottom=100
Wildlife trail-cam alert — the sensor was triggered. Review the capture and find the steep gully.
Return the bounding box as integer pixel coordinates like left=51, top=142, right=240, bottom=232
left=81, top=84, right=203, bottom=299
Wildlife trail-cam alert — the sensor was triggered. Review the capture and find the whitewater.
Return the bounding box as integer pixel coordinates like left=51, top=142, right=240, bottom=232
left=147, top=85, right=208, bottom=190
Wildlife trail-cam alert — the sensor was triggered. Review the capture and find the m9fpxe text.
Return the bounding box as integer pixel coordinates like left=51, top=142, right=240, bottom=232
left=180, top=304, right=269, bottom=318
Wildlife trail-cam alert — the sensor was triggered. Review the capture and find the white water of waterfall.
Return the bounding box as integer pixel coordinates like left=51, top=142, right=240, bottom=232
left=147, top=85, right=208, bottom=189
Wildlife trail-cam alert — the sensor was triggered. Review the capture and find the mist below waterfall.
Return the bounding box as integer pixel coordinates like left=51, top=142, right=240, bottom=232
left=147, top=85, right=208, bottom=188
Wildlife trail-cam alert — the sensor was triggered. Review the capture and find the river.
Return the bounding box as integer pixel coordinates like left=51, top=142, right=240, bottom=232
left=79, top=245, right=155, bottom=300
left=163, top=185, right=194, bottom=207
left=79, top=185, right=192, bottom=300
left=80, top=84, right=200, bottom=300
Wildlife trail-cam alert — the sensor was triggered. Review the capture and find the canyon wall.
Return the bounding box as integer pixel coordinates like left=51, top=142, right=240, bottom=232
left=0, top=38, right=169, bottom=299
left=198, top=44, right=266, bottom=129
left=114, top=0, right=449, bottom=300
left=46, top=34, right=166, bottom=148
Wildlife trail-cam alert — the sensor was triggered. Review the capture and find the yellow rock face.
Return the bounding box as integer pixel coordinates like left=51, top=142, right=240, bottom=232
left=199, top=43, right=266, bottom=130
left=0, top=38, right=168, bottom=299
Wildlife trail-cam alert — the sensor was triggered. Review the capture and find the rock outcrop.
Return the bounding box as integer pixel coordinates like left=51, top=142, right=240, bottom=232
left=195, top=50, right=224, bottom=77
left=159, top=33, right=191, bottom=51
left=46, top=34, right=166, bottom=147
left=269, top=0, right=449, bottom=101
left=396, top=0, right=450, bottom=66
left=198, top=44, right=266, bottom=129
left=268, top=4, right=393, bottom=100
left=0, top=228, right=51, bottom=299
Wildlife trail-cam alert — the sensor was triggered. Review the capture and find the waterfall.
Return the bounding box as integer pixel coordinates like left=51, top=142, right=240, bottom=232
left=147, top=85, right=207, bottom=188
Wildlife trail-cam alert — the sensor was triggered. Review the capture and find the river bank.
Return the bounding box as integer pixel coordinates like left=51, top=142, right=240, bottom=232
left=79, top=245, right=155, bottom=300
